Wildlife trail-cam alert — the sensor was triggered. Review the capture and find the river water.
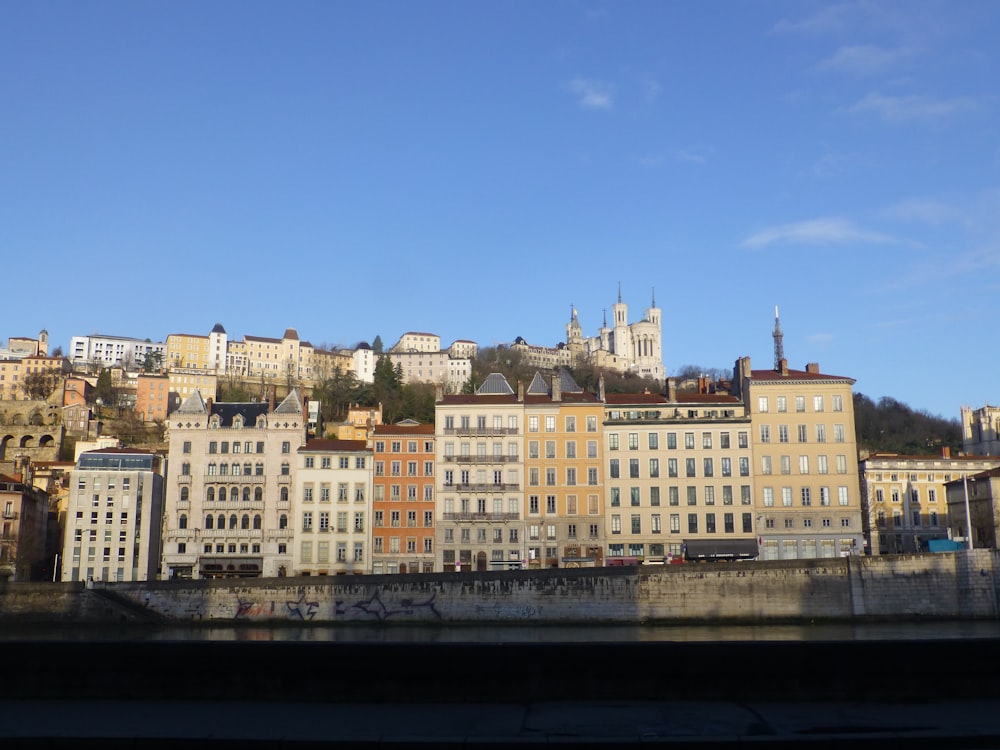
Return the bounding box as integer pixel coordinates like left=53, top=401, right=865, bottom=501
left=2, top=620, right=999, bottom=642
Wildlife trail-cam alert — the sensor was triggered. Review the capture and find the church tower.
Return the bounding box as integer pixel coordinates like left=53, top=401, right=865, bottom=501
left=612, top=283, right=629, bottom=356
left=566, top=305, right=584, bottom=358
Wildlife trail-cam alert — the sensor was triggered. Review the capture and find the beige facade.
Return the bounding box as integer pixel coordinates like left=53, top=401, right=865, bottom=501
left=168, top=370, right=218, bottom=410
left=166, top=333, right=211, bottom=371
left=61, top=448, right=164, bottom=582
left=735, top=357, right=864, bottom=560
left=0, top=472, right=49, bottom=581
left=946, top=467, right=1000, bottom=549
left=604, top=383, right=755, bottom=563
left=386, top=350, right=471, bottom=390
left=861, top=450, right=1000, bottom=554
left=448, top=340, right=478, bottom=360
left=391, top=332, right=441, bottom=353
left=436, top=373, right=525, bottom=572
left=293, top=439, right=373, bottom=575
left=161, top=390, right=304, bottom=579
left=961, top=404, right=1000, bottom=457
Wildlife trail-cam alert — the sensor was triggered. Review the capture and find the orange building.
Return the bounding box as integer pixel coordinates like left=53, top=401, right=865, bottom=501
left=136, top=373, right=170, bottom=422
left=372, top=422, right=435, bottom=574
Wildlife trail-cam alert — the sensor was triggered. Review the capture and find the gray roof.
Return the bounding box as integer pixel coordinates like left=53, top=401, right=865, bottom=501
left=527, top=372, right=548, bottom=395
left=476, top=372, right=514, bottom=396
left=176, top=390, right=208, bottom=414
left=275, top=389, right=303, bottom=415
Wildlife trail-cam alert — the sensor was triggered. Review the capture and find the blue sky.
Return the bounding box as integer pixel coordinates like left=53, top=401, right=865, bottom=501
left=2, top=1, right=997, bottom=419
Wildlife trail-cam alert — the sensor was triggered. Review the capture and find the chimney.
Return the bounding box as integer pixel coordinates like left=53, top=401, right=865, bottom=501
left=598, top=374, right=606, bottom=403
left=942, top=446, right=951, bottom=459
left=552, top=374, right=561, bottom=402
left=779, top=358, right=789, bottom=377
left=666, top=378, right=677, bottom=402
left=435, top=384, right=443, bottom=402
left=805, top=362, right=820, bottom=374
left=517, top=381, right=524, bottom=402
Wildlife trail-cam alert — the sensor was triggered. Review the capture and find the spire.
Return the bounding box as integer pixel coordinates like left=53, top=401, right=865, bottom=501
left=772, top=305, right=784, bottom=370
left=617, top=282, right=622, bottom=304
left=602, top=308, right=608, bottom=328
left=651, top=286, right=656, bottom=308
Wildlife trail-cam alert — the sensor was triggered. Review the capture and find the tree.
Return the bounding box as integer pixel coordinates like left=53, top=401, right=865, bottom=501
left=372, top=356, right=404, bottom=423
left=372, top=335, right=384, bottom=355
left=21, top=367, right=62, bottom=400
left=141, top=350, right=164, bottom=373
left=93, top=368, right=117, bottom=409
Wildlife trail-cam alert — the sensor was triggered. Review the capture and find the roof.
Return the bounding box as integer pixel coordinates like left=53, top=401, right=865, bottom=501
left=300, top=439, right=369, bottom=452
left=440, top=394, right=519, bottom=405
left=81, top=447, right=156, bottom=455
left=477, top=372, right=515, bottom=396
left=176, top=390, right=208, bottom=414
left=399, top=331, right=439, bottom=338
left=211, top=323, right=226, bottom=334
left=374, top=423, right=435, bottom=436
left=605, top=393, right=668, bottom=405
left=282, top=328, right=299, bottom=341
left=275, top=389, right=303, bottom=415
left=750, top=368, right=854, bottom=383
left=211, top=402, right=270, bottom=426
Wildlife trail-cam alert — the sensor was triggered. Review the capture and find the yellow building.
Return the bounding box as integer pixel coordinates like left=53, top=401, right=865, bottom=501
left=166, top=333, right=211, bottom=371
left=735, top=356, right=864, bottom=559
left=523, top=371, right=604, bottom=568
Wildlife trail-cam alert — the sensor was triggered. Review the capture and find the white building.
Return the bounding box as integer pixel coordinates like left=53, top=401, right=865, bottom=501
left=293, top=439, right=373, bottom=575
left=62, top=447, right=165, bottom=582
left=386, top=350, right=471, bottom=391
left=161, top=389, right=305, bottom=579
left=69, top=334, right=166, bottom=372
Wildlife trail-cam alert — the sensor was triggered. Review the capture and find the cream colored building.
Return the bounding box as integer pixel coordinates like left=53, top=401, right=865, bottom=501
left=449, top=340, right=478, bottom=360
left=391, top=332, right=441, bottom=353
left=567, top=290, right=665, bottom=381
left=161, top=389, right=304, bottom=579
left=523, top=371, right=605, bottom=568
left=61, top=447, right=164, bottom=582
left=235, top=329, right=317, bottom=384
left=604, top=380, right=755, bottom=563
left=860, top=450, right=1000, bottom=554
left=734, top=356, right=864, bottom=559
left=166, top=333, right=211, bottom=371
left=293, top=439, right=373, bottom=575
left=946, top=467, right=1000, bottom=548
left=386, top=350, right=471, bottom=390
left=436, top=373, right=525, bottom=572
left=167, top=370, right=218, bottom=411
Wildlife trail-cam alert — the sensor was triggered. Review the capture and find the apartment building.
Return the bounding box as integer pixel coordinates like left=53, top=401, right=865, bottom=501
left=61, top=448, right=164, bottom=582
left=860, top=450, right=1000, bottom=554
left=161, top=390, right=304, bottom=579
left=436, top=373, right=525, bottom=572
left=391, top=332, right=441, bottom=353
left=604, top=381, right=755, bottom=563
left=385, top=349, right=472, bottom=390
left=294, top=439, right=373, bottom=575
left=734, top=356, right=864, bottom=559
left=372, top=422, right=436, bottom=574
left=0, top=353, right=70, bottom=402
left=69, top=334, right=165, bottom=372
left=0, top=472, right=49, bottom=581
left=946, top=467, right=1000, bottom=548
left=523, top=371, right=604, bottom=568
left=961, top=404, right=1000, bottom=457
left=135, top=373, right=170, bottom=422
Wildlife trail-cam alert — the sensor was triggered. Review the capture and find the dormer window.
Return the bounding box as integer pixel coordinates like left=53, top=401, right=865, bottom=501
left=233, top=415, right=244, bottom=429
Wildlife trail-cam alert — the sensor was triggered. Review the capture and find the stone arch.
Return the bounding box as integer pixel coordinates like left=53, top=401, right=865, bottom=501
left=0, top=436, right=12, bottom=460
left=38, top=434, right=55, bottom=448
left=19, top=435, right=34, bottom=449
left=11, top=414, right=24, bottom=426
left=28, top=410, right=44, bottom=426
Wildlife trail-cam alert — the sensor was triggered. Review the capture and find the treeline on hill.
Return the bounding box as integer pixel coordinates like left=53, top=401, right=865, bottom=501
left=853, top=393, right=961, bottom=455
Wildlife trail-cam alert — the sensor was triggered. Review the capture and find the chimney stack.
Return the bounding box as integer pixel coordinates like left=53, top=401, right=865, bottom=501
left=805, top=362, right=820, bottom=374
left=666, top=378, right=677, bottom=402
left=598, top=374, right=606, bottom=403
left=517, top=381, right=524, bottom=403
left=552, top=374, right=561, bottom=402
left=942, top=446, right=951, bottom=459
left=779, top=358, right=789, bottom=377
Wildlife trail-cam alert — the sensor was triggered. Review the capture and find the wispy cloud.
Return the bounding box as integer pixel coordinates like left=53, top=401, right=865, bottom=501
left=567, top=78, right=614, bottom=110
left=674, top=148, right=710, bottom=165
left=843, top=91, right=978, bottom=122
left=805, top=333, right=834, bottom=344
left=811, top=150, right=848, bottom=178
left=741, top=218, right=897, bottom=248
left=772, top=4, right=852, bottom=34
left=817, top=44, right=915, bottom=75
left=881, top=199, right=965, bottom=227
left=641, top=75, right=661, bottom=103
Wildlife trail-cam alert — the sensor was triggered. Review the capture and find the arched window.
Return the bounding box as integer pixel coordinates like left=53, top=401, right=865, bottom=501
left=229, top=514, right=238, bottom=529
left=179, top=514, right=188, bottom=529
left=180, top=487, right=189, bottom=503
left=206, top=487, right=215, bottom=503
left=205, top=515, right=214, bottom=530
left=219, top=464, right=228, bottom=476
left=242, top=487, right=250, bottom=502
left=208, top=463, right=217, bottom=476
left=230, top=487, right=239, bottom=502
left=255, top=463, right=264, bottom=476
left=280, top=487, right=289, bottom=503
left=243, top=463, right=252, bottom=476
left=217, top=514, right=225, bottom=529
left=253, top=514, right=261, bottom=530
left=279, top=514, right=288, bottom=530
left=281, top=462, right=290, bottom=476
left=232, top=463, right=241, bottom=476
left=181, top=462, right=191, bottom=476
left=241, top=514, right=250, bottom=530
left=254, top=487, right=263, bottom=502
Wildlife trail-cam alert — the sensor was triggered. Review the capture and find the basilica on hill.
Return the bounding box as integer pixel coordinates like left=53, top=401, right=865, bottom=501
left=511, top=287, right=665, bottom=382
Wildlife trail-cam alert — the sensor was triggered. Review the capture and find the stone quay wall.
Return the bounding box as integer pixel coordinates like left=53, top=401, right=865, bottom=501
left=1, top=550, right=997, bottom=625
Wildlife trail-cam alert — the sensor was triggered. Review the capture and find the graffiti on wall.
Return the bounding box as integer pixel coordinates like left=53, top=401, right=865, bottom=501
left=286, top=592, right=320, bottom=621
left=474, top=603, right=542, bottom=620
left=334, top=591, right=442, bottom=621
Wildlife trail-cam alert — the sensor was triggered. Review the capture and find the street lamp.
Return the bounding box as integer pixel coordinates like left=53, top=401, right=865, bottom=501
left=962, top=474, right=976, bottom=550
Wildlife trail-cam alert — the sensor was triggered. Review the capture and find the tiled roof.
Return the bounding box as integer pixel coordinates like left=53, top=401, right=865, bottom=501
left=477, top=373, right=515, bottom=396
left=751, top=368, right=853, bottom=382
left=440, top=394, right=519, bottom=405
left=275, top=389, right=302, bottom=414
left=176, top=390, right=208, bottom=414
left=300, top=439, right=369, bottom=452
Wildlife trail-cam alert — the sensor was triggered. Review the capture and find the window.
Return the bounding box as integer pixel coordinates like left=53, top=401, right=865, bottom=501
left=670, top=514, right=680, bottom=533
left=817, top=455, right=829, bottom=474
left=629, top=459, right=640, bottom=479
left=668, top=487, right=679, bottom=506
left=649, top=458, right=659, bottom=478
left=760, top=425, right=770, bottom=443
left=702, top=432, right=712, bottom=449
left=705, top=513, right=716, bottom=534
left=782, top=487, right=793, bottom=507
left=628, top=432, right=639, bottom=450
left=610, top=488, right=620, bottom=507
left=281, top=441, right=290, bottom=454
left=838, top=486, right=849, bottom=506
left=609, top=459, right=619, bottom=479
left=630, top=487, right=641, bottom=506
left=813, top=395, right=824, bottom=412
left=608, top=433, right=619, bottom=451
left=667, top=432, right=677, bottom=449
left=302, top=512, right=313, bottom=531
left=739, top=457, right=749, bottom=477
left=687, top=487, right=697, bottom=506
left=816, top=424, right=827, bottom=443
left=738, top=432, right=748, bottom=449
left=611, top=515, right=621, bottom=534
left=801, top=487, right=811, bottom=506
left=763, top=487, right=774, bottom=507
left=685, top=458, right=696, bottom=478
left=648, top=432, right=658, bottom=450
left=836, top=455, right=848, bottom=474
left=797, top=424, right=808, bottom=443
left=684, top=432, right=695, bottom=449
left=529, top=416, right=539, bottom=432
left=758, top=396, right=769, bottom=413
left=545, top=416, right=555, bottom=432
left=777, top=396, right=787, bottom=412
left=631, top=515, right=641, bottom=534
left=688, top=514, right=698, bottom=533
left=703, top=458, right=713, bottom=477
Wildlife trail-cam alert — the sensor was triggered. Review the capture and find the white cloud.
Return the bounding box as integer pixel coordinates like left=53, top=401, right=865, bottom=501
left=772, top=4, right=852, bottom=34
left=637, top=155, right=664, bottom=169
left=805, top=333, right=834, bottom=344
left=843, top=92, right=978, bottom=122
left=567, top=78, right=614, bottom=110
left=673, top=148, right=709, bottom=165
left=817, top=45, right=914, bottom=75
left=881, top=199, right=965, bottom=227
left=741, top=218, right=897, bottom=248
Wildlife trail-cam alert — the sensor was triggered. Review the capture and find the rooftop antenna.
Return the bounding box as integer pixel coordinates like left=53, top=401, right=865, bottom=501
left=772, top=305, right=784, bottom=370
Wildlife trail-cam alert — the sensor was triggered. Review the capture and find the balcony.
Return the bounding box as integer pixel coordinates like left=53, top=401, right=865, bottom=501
left=443, top=427, right=519, bottom=437
left=206, top=474, right=266, bottom=484
left=443, top=455, right=518, bottom=464
left=442, top=512, right=520, bottom=522
left=177, top=475, right=192, bottom=485
left=2, top=510, right=18, bottom=520
left=444, top=483, right=520, bottom=493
